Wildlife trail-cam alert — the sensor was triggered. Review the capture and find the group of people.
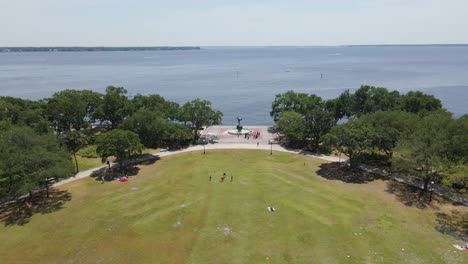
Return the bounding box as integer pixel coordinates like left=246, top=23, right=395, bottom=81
left=243, top=131, right=260, bottom=140
left=209, top=172, right=233, bottom=182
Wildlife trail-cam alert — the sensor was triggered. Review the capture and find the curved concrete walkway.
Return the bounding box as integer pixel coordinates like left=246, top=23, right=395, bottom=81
left=54, top=143, right=342, bottom=187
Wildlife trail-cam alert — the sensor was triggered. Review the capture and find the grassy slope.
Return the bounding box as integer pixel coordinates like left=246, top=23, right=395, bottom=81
left=1, top=150, right=466, bottom=264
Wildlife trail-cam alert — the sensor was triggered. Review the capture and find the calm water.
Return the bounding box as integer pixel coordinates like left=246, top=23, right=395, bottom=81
left=1, top=46, right=467, bottom=125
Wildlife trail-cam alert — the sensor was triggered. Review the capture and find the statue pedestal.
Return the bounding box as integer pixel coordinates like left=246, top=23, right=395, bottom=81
left=236, top=125, right=243, bottom=132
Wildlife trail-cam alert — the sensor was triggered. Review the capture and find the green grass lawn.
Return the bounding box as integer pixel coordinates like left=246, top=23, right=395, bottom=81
left=75, top=155, right=104, bottom=171
left=1, top=150, right=466, bottom=263
left=74, top=148, right=160, bottom=172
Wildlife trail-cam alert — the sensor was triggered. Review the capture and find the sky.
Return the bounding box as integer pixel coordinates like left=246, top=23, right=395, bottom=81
left=0, top=0, right=467, bottom=46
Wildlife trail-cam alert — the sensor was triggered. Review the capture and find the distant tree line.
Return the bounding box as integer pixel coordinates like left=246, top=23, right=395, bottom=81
left=0, top=47, right=201, bottom=52
left=271, top=85, right=468, bottom=193
left=0, top=86, right=222, bottom=201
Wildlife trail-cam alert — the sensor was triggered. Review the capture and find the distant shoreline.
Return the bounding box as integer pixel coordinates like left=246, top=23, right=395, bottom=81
left=0, top=46, right=201, bottom=52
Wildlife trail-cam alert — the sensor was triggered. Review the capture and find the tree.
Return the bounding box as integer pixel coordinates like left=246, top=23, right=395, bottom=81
left=0, top=125, right=73, bottom=200
left=120, top=109, right=167, bottom=148
left=304, top=105, right=336, bottom=151
left=271, top=91, right=336, bottom=150
left=161, top=122, right=193, bottom=149
left=95, top=129, right=144, bottom=169
left=401, top=91, right=442, bottom=114
left=359, top=111, right=418, bottom=158
left=131, top=94, right=180, bottom=120
left=270, top=91, right=315, bottom=122
left=96, top=86, right=131, bottom=129
left=323, top=120, right=376, bottom=168
left=351, top=85, right=401, bottom=117
left=327, top=90, right=353, bottom=121
left=276, top=111, right=305, bottom=148
left=58, top=131, right=89, bottom=173
left=46, top=89, right=102, bottom=132
left=0, top=96, right=49, bottom=134
left=180, top=99, right=222, bottom=141
left=392, top=111, right=458, bottom=192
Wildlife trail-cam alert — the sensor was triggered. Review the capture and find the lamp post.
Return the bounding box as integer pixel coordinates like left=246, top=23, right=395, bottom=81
left=429, top=181, right=435, bottom=202
left=270, top=142, right=273, bottom=155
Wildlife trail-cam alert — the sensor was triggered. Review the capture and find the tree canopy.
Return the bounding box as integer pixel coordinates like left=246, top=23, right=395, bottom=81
left=46, top=89, right=102, bottom=132
left=180, top=99, right=222, bottom=141
left=95, top=129, right=144, bottom=168
left=0, top=125, right=73, bottom=200
left=96, top=86, right=131, bottom=129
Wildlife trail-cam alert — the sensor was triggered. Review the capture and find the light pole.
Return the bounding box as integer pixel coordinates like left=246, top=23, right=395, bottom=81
left=338, top=152, right=342, bottom=168
left=429, top=181, right=435, bottom=202
left=270, top=142, right=273, bottom=155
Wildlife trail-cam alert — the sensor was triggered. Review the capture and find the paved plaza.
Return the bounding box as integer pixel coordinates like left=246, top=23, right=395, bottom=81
left=201, top=125, right=277, bottom=145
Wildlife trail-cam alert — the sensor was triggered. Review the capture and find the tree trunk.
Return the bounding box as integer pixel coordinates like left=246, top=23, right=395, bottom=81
left=73, top=152, right=79, bottom=173
left=46, top=185, right=50, bottom=198
left=193, top=127, right=199, bottom=141
left=29, top=190, right=33, bottom=201
left=423, top=177, right=430, bottom=192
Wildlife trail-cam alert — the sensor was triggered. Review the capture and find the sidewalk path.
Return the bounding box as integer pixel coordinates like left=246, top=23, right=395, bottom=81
left=54, top=143, right=341, bottom=187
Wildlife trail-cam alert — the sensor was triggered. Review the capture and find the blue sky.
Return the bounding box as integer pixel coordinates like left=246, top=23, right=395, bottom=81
left=0, top=0, right=467, bottom=46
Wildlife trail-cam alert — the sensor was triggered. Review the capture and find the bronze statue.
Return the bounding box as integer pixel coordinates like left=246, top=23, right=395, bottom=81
left=237, top=116, right=242, bottom=126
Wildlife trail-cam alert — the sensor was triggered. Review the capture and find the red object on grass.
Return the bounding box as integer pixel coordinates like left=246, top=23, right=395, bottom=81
left=118, top=178, right=128, bottom=182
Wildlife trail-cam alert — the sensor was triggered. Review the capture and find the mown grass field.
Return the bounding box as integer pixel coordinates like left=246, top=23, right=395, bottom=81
left=1, top=150, right=466, bottom=263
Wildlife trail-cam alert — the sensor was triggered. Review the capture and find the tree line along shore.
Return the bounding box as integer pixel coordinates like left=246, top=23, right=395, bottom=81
left=0, top=85, right=467, bottom=205
left=0, top=46, right=201, bottom=52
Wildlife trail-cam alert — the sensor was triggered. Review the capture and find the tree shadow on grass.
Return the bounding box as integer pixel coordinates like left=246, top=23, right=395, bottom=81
left=0, top=188, right=71, bottom=226
left=316, top=162, right=383, bottom=184
left=90, top=155, right=159, bottom=182
left=385, top=181, right=450, bottom=210
left=435, top=210, right=468, bottom=242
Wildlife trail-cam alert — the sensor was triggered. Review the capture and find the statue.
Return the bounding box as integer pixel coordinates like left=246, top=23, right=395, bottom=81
left=236, top=116, right=242, bottom=126
left=236, top=116, right=243, bottom=132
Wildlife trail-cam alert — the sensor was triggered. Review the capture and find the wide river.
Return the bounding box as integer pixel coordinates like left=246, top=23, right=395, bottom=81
left=1, top=46, right=467, bottom=125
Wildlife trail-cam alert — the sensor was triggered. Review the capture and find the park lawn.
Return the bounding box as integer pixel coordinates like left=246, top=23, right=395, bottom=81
left=75, top=155, right=104, bottom=171
left=74, top=148, right=160, bottom=172
left=1, top=150, right=466, bottom=264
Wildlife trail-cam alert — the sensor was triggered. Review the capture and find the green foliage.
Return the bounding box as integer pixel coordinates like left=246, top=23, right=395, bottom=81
left=162, top=122, right=193, bottom=149
left=271, top=91, right=336, bottom=150
left=276, top=111, right=305, bottom=148
left=270, top=91, right=314, bottom=121
left=96, top=86, right=131, bottom=128
left=392, top=111, right=461, bottom=191
left=58, top=131, right=90, bottom=172
left=46, top=89, right=102, bottom=132
left=401, top=91, right=442, bottom=113
left=332, top=86, right=442, bottom=119
left=77, top=145, right=99, bottom=158
left=120, top=109, right=167, bottom=148
left=359, top=111, right=418, bottom=158
left=95, top=129, right=144, bottom=167
left=351, top=85, right=401, bottom=116
left=180, top=99, right=222, bottom=140
left=0, top=96, right=49, bottom=133
left=0, top=125, right=73, bottom=199
left=323, top=119, right=376, bottom=167
left=131, top=94, right=180, bottom=120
